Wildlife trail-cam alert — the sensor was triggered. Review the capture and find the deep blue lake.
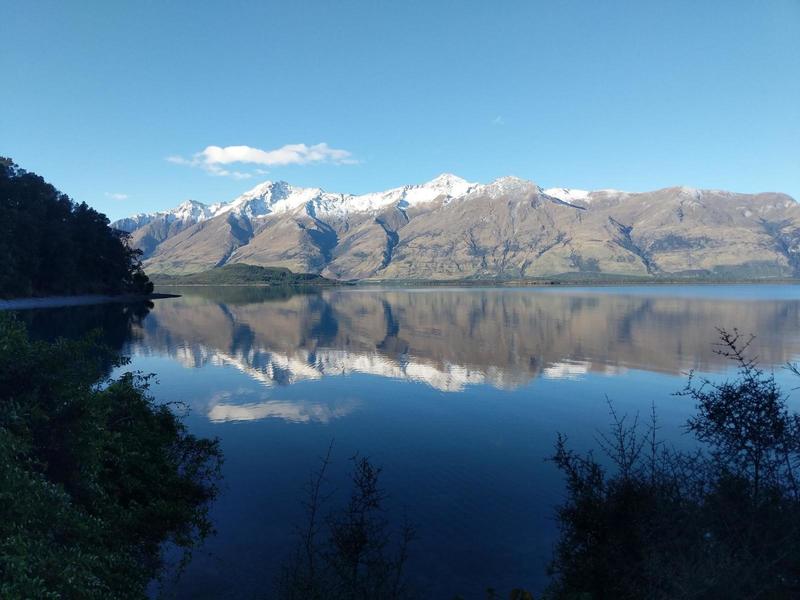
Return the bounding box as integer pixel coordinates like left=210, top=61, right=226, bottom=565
left=17, top=285, right=800, bottom=598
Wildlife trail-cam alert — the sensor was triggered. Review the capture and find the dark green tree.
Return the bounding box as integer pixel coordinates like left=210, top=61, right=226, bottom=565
left=0, top=315, right=221, bottom=598
left=0, top=157, right=153, bottom=298
left=547, top=329, right=800, bottom=599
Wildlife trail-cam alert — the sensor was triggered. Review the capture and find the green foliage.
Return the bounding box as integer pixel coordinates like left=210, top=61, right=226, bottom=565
left=159, top=284, right=324, bottom=305
left=0, top=315, right=221, bottom=599
left=0, top=157, right=153, bottom=298
left=547, top=329, right=800, bottom=599
left=151, top=263, right=335, bottom=286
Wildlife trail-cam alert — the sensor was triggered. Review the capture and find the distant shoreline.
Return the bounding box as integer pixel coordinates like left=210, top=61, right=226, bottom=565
left=0, top=293, right=179, bottom=311
left=7, top=282, right=797, bottom=309
left=152, top=282, right=344, bottom=288
left=150, top=278, right=800, bottom=290
left=147, top=263, right=800, bottom=289
left=355, top=278, right=800, bottom=288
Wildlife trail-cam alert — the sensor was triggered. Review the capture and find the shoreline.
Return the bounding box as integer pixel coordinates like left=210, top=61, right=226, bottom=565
left=5, top=280, right=799, bottom=309
left=0, top=293, right=179, bottom=311
left=154, top=279, right=800, bottom=289
left=358, top=281, right=800, bottom=289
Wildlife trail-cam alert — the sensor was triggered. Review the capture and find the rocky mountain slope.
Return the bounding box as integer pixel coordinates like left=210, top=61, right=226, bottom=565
left=113, top=175, right=800, bottom=280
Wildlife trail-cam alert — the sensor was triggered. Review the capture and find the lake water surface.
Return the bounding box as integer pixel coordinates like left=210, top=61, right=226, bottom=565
left=20, top=285, right=800, bottom=598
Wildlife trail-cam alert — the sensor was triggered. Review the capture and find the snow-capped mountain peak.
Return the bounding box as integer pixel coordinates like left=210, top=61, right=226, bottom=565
left=112, top=199, right=212, bottom=232
left=211, top=180, right=286, bottom=216
left=173, top=199, right=213, bottom=221
left=115, top=174, right=607, bottom=228
left=482, top=176, right=539, bottom=198
left=210, top=181, right=330, bottom=219
left=112, top=175, right=799, bottom=285
left=396, top=173, right=478, bottom=208
left=423, top=173, right=475, bottom=195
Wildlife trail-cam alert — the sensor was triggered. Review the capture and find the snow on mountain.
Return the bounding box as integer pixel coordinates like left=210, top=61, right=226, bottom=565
left=113, top=199, right=212, bottom=231
left=482, top=176, right=540, bottom=198
left=211, top=181, right=331, bottom=219
left=173, top=199, right=214, bottom=221
left=543, top=187, right=590, bottom=203
left=117, top=174, right=481, bottom=226
left=118, top=178, right=791, bottom=235
left=542, top=187, right=635, bottom=206
left=113, top=213, right=156, bottom=233
left=115, top=174, right=800, bottom=282
left=338, top=173, right=477, bottom=215
left=402, top=173, right=476, bottom=206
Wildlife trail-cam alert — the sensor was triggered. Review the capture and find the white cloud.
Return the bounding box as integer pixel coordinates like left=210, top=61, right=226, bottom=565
left=167, top=142, right=357, bottom=178
left=204, top=389, right=359, bottom=423
left=207, top=399, right=359, bottom=424
left=104, top=192, right=129, bottom=200
left=492, top=115, right=505, bottom=126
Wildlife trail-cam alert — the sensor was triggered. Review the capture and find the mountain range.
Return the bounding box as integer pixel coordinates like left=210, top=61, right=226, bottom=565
left=113, top=174, right=800, bottom=280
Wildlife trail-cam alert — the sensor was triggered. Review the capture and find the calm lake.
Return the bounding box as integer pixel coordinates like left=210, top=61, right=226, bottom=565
left=17, top=284, right=800, bottom=598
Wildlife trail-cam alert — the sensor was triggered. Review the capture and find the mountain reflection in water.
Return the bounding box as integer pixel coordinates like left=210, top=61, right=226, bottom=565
left=59, top=285, right=800, bottom=597
left=131, top=286, right=800, bottom=401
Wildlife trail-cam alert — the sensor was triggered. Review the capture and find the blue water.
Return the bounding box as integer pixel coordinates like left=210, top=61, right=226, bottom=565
left=22, top=285, right=800, bottom=598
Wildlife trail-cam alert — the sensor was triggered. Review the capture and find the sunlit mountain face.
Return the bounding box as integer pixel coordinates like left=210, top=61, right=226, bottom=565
left=113, top=174, right=800, bottom=282
left=122, top=286, right=800, bottom=422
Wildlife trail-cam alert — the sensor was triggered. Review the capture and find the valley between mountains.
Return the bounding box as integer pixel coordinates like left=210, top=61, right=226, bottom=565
left=113, top=174, right=800, bottom=281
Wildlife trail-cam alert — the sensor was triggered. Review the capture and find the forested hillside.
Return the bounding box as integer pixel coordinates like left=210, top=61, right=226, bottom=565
left=0, top=158, right=152, bottom=298
left=150, top=263, right=336, bottom=285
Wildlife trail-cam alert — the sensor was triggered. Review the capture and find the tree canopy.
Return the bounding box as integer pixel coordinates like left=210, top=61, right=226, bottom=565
left=547, top=329, right=800, bottom=599
left=0, top=315, right=221, bottom=598
left=0, top=157, right=152, bottom=298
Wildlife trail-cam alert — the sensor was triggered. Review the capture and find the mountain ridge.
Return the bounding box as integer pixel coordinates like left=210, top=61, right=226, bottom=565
left=113, top=174, right=800, bottom=281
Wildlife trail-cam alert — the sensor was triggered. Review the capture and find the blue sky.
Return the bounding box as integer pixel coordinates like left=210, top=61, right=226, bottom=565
left=3, top=0, right=799, bottom=221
